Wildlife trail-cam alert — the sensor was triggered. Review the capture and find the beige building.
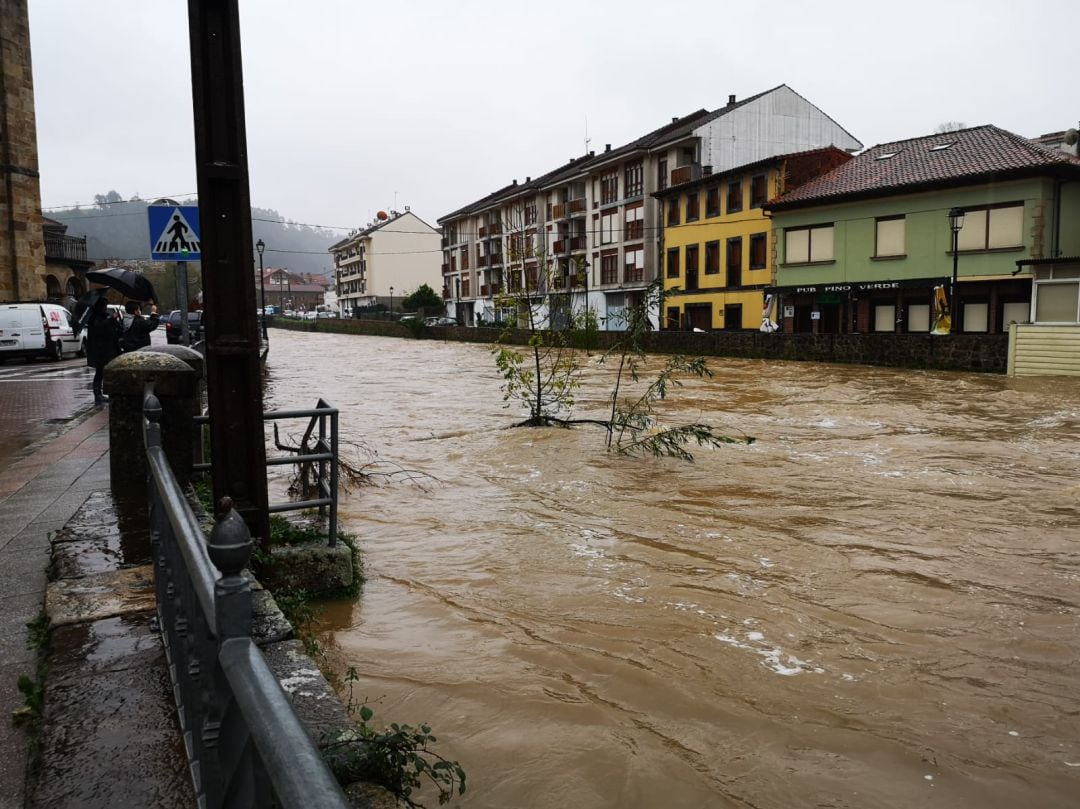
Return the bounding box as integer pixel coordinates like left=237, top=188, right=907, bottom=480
left=0, top=0, right=47, bottom=302
left=330, top=209, right=441, bottom=315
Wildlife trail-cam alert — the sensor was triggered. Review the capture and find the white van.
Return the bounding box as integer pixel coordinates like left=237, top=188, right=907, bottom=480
left=0, top=302, right=84, bottom=362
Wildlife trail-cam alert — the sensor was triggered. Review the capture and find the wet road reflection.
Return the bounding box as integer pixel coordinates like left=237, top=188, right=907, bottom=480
left=265, top=329, right=1080, bottom=809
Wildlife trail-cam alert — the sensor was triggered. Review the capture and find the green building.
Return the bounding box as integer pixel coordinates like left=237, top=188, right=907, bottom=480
left=765, top=125, right=1080, bottom=335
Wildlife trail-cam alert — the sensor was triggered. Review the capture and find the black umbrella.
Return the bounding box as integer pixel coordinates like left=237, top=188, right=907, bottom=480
left=86, top=267, right=157, bottom=303
left=72, top=288, right=109, bottom=332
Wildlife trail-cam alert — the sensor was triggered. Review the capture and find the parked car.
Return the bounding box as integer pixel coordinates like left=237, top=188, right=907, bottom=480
left=0, top=302, right=83, bottom=362
left=316, top=310, right=334, bottom=319
left=165, top=310, right=205, bottom=344
left=424, top=316, right=457, bottom=327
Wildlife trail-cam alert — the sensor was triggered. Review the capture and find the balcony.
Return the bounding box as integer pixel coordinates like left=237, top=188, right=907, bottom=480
left=625, top=265, right=645, bottom=283
left=44, top=232, right=88, bottom=262
left=441, top=262, right=449, bottom=273
left=489, top=253, right=503, bottom=266
left=553, top=239, right=567, bottom=254
left=552, top=203, right=567, bottom=220
left=441, top=236, right=449, bottom=248
left=488, top=222, right=503, bottom=236
left=478, top=225, right=488, bottom=238
left=461, top=282, right=471, bottom=298
left=671, top=163, right=702, bottom=186
left=569, top=198, right=587, bottom=215
left=442, top=287, right=451, bottom=299
left=477, top=254, right=489, bottom=267
left=480, top=284, right=489, bottom=296
left=570, top=236, right=586, bottom=252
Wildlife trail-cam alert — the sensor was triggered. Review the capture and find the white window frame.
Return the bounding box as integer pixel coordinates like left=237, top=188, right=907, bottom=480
left=1033, top=265, right=1080, bottom=323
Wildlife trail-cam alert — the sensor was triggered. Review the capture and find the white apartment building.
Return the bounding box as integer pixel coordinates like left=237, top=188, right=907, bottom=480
left=331, top=209, right=441, bottom=316
left=438, top=85, right=862, bottom=329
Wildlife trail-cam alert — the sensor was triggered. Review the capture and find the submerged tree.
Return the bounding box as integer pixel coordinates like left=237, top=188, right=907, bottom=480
left=491, top=209, right=753, bottom=459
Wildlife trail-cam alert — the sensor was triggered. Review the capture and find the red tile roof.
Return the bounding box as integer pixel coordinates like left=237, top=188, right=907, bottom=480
left=767, top=125, right=1080, bottom=211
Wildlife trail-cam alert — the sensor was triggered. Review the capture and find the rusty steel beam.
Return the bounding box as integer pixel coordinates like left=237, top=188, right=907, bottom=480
left=187, top=0, right=269, bottom=545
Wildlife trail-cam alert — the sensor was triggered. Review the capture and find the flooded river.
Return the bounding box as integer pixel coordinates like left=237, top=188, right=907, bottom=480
left=263, top=329, right=1080, bottom=809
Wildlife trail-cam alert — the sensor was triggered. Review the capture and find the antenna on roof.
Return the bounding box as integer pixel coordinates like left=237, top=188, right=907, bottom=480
left=584, top=114, right=591, bottom=155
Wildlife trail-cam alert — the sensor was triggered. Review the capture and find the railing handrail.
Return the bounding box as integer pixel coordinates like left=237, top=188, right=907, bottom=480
left=143, top=387, right=350, bottom=808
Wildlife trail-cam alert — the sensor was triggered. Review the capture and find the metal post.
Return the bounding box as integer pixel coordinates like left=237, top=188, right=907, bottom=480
left=256, top=238, right=267, bottom=339
left=948, top=207, right=964, bottom=334
left=187, top=0, right=269, bottom=546
left=177, top=260, right=190, bottom=346
left=329, top=407, right=338, bottom=547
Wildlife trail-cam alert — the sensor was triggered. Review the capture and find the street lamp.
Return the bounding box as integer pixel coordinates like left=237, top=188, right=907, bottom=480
left=255, top=238, right=267, bottom=339
left=948, top=207, right=965, bottom=331
left=389, top=285, right=394, bottom=318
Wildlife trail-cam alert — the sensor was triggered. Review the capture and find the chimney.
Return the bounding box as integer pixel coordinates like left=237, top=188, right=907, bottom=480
left=526, top=176, right=531, bottom=182
left=589, top=150, right=595, bottom=157
left=703, top=165, right=713, bottom=176
left=728, top=94, right=736, bottom=105
left=672, top=116, right=678, bottom=123
left=512, top=179, right=517, bottom=185
left=605, top=143, right=611, bottom=152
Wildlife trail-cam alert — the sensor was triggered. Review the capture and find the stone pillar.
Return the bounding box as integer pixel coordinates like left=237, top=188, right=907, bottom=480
left=0, top=0, right=47, bottom=302
left=103, top=352, right=198, bottom=494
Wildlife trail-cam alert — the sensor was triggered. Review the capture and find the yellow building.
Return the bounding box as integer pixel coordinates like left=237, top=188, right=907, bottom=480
left=655, top=147, right=852, bottom=330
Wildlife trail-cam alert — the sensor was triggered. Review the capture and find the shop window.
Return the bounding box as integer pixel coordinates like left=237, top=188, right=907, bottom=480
left=962, top=302, right=989, bottom=332
left=907, top=304, right=930, bottom=332
left=873, top=304, right=896, bottom=332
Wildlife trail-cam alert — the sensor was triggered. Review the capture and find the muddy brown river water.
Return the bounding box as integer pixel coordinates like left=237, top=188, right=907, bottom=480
left=264, top=329, right=1080, bottom=809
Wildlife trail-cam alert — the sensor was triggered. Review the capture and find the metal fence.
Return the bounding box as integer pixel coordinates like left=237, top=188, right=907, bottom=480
left=144, top=389, right=350, bottom=808
left=194, top=399, right=340, bottom=545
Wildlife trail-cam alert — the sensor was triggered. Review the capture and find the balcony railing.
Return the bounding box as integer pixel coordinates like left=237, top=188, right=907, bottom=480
left=480, top=284, right=489, bottom=296
left=441, top=262, right=449, bottom=273
left=553, top=239, right=567, bottom=254
left=488, top=222, right=503, bottom=236
left=625, top=265, right=645, bottom=283
left=44, top=232, right=88, bottom=262
left=477, top=254, right=489, bottom=267
left=569, top=198, right=587, bottom=214
left=442, top=287, right=451, bottom=299
left=552, top=203, right=567, bottom=220
left=489, top=253, right=503, bottom=266
left=478, top=226, right=488, bottom=238
left=570, top=236, right=587, bottom=252
left=671, top=163, right=701, bottom=186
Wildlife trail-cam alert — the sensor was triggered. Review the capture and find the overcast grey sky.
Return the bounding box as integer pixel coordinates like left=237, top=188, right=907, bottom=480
left=28, top=0, right=1078, bottom=235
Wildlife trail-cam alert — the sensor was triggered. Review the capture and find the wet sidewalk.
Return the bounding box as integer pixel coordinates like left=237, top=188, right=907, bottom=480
left=0, top=407, right=192, bottom=809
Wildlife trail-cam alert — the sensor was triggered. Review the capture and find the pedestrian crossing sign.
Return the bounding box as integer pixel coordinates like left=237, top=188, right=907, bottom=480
left=147, top=205, right=202, bottom=261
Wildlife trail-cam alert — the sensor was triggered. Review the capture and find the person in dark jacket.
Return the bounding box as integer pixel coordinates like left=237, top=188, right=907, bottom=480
left=121, top=300, right=159, bottom=351
left=85, top=297, right=121, bottom=405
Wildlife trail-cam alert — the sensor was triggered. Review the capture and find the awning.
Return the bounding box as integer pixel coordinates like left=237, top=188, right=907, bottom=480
left=765, top=277, right=948, bottom=296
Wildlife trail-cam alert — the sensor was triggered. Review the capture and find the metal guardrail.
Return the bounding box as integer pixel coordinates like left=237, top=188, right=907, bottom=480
left=143, top=388, right=350, bottom=809
left=193, top=399, right=339, bottom=545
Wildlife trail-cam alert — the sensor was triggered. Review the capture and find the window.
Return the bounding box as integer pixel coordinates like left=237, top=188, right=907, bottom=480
left=600, top=211, right=618, bottom=245
left=749, top=233, right=767, bottom=269
left=666, top=306, right=680, bottom=329
left=705, top=186, right=720, bottom=217
left=873, top=305, right=896, bottom=332
left=686, top=190, right=700, bottom=221
left=963, top=302, right=989, bottom=332
left=600, top=170, right=618, bottom=205
left=685, top=244, right=699, bottom=275
left=625, top=247, right=644, bottom=282
left=658, top=159, right=668, bottom=191
left=726, top=237, right=742, bottom=288
left=624, top=204, right=644, bottom=240
left=750, top=174, right=767, bottom=208
left=784, top=224, right=834, bottom=263
left=624, top=162, right=643, bottom=198
left=600, top=253, right=618, bottom=285
left=875, top=216, right=905, bottom=257
left=524, top=202, right=537, bottom=226
left=1033, top=264, right=1080, bottom=322
left=1001, top=301, right=1029, bottom=326
left=907, top=304, right=930, bottom=332
left=956, top=203, right=1023, bottom=251
left=704, top=240, right=720, bottom=274
left=727, top=180, right=742, bottom=213
left=667, top=199, right=680, bottom=227
left=666, top=247, right=680, bottom=279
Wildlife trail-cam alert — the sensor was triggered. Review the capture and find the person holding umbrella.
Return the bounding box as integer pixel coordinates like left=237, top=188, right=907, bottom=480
left=85, top=296, right=121, bottom=405
left=120, top=300, right=159, bottom=352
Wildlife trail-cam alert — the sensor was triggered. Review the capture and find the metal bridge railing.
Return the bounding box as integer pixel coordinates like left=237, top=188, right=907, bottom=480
left=144, top=389, right=350, bottom=809
left=194, top=399, right=340, bottom=545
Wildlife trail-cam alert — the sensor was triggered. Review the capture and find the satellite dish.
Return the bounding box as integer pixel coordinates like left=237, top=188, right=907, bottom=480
left=1065, top=129, right=1079, bottom=146
left=377, top=210, right=388, bottom=220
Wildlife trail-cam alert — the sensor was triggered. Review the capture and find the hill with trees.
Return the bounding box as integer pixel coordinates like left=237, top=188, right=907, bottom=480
left=48, top=191, right=341, bottom=279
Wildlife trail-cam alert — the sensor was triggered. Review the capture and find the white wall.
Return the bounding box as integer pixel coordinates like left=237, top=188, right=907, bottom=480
left=368, top=211, right=442, bottom=298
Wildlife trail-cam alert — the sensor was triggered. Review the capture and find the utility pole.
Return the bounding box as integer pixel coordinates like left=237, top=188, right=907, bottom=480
left=187, top=0, right=269, bottom=543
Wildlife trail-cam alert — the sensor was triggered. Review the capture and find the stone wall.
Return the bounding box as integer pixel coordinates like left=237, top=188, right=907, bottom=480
left=0, top=0, right=46, bottom=302
left=271, top=318, right=1009, bottom=374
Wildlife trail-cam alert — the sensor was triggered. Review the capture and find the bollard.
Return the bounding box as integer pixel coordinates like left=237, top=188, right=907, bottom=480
left=104, top=351, right=198, bottom=493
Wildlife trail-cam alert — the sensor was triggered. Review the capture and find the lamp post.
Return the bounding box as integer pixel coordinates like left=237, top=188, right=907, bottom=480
left=389, top=285, right=394, bottom=319
left=256, top=238, right=267, bottom=339
left=948, top=208, right=965, bottom=332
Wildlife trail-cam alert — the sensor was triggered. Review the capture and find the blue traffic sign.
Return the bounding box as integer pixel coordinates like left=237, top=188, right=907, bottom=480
left=148, top=205, right=202, bottom=261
